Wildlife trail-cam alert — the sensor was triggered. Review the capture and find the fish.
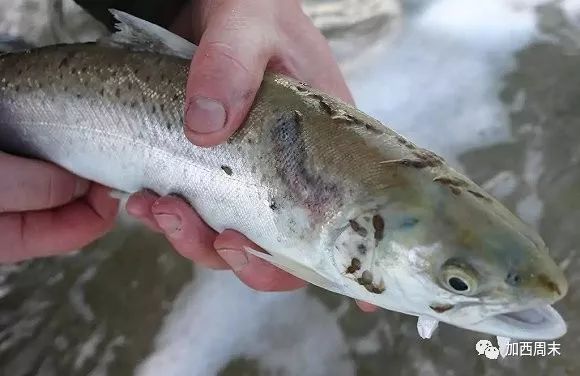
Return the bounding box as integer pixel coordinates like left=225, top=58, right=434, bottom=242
left=0, top=10, right=568, bottom=342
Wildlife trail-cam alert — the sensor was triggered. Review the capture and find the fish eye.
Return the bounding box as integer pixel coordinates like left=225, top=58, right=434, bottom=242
left=440, top=259, right=479, bottom=295
left=448, top=277, right=468, bottom=291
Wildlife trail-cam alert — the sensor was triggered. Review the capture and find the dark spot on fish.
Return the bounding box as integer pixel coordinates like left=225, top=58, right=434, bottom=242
left=151, top=105, right=156, bottom=114
left=145, top=75, right=151, bottom=82
left=430, top=303, right=454, bottom=313
left=381, top=159, right=430, bottom=169
left=115, top=88, right=121, bottom=98
left=413, top=149, right=445, bottom=167
left=372, top=215, right=385, bottom=242
left=166, top=122, right=171, bottom=130
left=14, top=85, right=19, bottom=92
left=63, top=86, right=68, bottom=92
left=160, top=103, right=165, bottom=112
left=221, top=165, right=233, bottom=176
left=358, top=270, right=373, bottom=285
left=269, top=200, right=278, bottom=211
left=127, top=82, right=132, bottom=90
left=357, top=244, right=367, bottom=254
left=17, top=68, right=23, bottom=75
left=346, top=258, right=361, bottom=274
left=130, top=100, right=137, bottom=108
left=349, top=220, right=368, bottom=237
left=76, top=93, right=82, bottom=99
left=449, top=186, right=462, bottom=195
left=370, top=285, right=385, bottom=294
left=467, top=189, right=492, bottom=202
left=506, top=271, right=521, bottom=286
left=433, top=176, right=468, bottom=187
left=70, top=68, right=76, bottom=75
left=81, top=66, right=87, bottom=73
left=308, top=93, right=334, bottom=115
left=58, top=56, right=70, bottom=69
left=133, top=68, right=140, bottom=75
left=537, top=274, right=561, bottom=296
left=396, top=135, right=416, bottom=149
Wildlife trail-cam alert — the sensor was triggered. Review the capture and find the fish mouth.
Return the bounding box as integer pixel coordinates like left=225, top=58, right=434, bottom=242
left=466, top=305, right=567, bottom=340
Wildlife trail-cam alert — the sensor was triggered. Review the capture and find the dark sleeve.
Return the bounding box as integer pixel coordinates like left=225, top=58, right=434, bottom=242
left=74, top=0, right=190, bottom=31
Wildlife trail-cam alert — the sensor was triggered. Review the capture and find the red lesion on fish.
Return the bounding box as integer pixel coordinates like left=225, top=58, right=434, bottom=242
left=430, top=303, right=454, bottom=313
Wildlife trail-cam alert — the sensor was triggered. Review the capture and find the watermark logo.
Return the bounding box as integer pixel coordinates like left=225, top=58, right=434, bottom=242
left=475, top=339, right=561, bottom=359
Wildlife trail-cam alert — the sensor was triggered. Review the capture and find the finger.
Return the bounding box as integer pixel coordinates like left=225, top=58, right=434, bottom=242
left=214, top=229, right=307, bottom=292
left=151, top=195, right=228, bottom=269
left=0, top=184, right=119, bottom=263
left=271, top=16, right=355, bottom=105
left=0, top=152, right=90, bottom=212
left=126, top=190, right=163, bottom=233
left=184, top=0, right=274, bottom=147
left=168, top=1, right=195, bottom=41
left=356, top=300, right=378, bottom=313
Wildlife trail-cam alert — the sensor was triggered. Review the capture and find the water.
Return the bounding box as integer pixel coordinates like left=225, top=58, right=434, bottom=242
left=1, top=1, right=579, bottom=375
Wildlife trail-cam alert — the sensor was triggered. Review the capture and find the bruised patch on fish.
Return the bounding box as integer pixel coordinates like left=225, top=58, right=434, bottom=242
left=271, top=110, right=341, bottom=219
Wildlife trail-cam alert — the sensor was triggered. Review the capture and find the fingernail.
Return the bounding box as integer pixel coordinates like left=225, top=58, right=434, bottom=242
left=73, top=179, right=90, bottom=199
left=154, top=213, right=182, bottom=237
left=185, top=97, right=226, bottom=134
left=216, top=249, right=248, bottom=272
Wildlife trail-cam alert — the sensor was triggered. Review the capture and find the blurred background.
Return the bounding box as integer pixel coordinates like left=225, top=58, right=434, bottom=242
left=1, top=0, right=579, bottom=375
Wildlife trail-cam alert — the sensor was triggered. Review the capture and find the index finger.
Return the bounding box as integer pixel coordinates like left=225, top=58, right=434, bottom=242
left=0, top=152, right=89, bottom=212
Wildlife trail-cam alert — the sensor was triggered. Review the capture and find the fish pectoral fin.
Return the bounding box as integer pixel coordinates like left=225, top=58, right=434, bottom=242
left=243, top=246, right=345, bottom=294
left=100, top=9, right=197, bottom=59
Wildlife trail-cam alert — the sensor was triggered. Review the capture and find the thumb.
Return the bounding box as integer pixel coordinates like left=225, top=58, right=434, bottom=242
left=183, top=3, right=273, bottom=147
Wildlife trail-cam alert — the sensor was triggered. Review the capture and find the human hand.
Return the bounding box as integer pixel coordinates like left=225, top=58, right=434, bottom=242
left=128, top=0, right=376, bottom=311
left=0, top=152, right=119, bottom=263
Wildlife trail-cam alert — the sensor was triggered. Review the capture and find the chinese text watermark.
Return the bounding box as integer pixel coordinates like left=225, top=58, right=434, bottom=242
left=475, top=339, right=561, bottom=360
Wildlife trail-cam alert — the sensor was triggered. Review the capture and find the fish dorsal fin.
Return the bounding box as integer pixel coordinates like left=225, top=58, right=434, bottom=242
left=99, top=9, right=196, bottom=59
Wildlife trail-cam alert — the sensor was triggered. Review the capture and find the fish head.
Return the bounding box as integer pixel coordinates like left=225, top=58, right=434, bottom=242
left=336, top=172, right=568, bottom=340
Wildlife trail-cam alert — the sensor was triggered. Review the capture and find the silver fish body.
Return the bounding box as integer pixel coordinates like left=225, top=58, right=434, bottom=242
left=0, top=12, right=569, bottom=341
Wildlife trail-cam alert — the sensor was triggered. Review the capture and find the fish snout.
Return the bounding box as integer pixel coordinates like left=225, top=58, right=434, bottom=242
left=508, top=268, right=568, bottom=302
